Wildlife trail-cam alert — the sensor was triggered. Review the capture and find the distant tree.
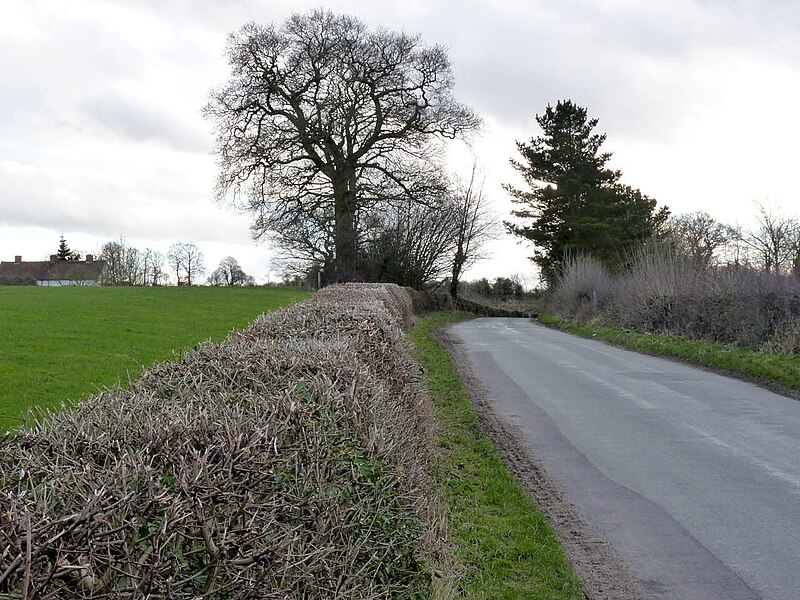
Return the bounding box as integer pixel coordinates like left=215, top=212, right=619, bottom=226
left=741, top=201, right=799, bottom=274
left=56, top=236, right=71, bottom=260
left=168, top=242, right=205, bottom=286
left=206, top=10, right=480, bottom=281
left=99, top=239, right=141, bottom=285
left=666, top=211, right=739, bottom=269
left=504, top=100, right=669, bottom=285
left=492, top=276, right=524, bottom=301
left=56, top=236, right=80, bottom=261
left=208, top=256, right=254, bottom=286
left=141, top=248, right=166, bottom=286
left=449, top=166, right=499, bottom=298
left=472, top=277, right=493, bottom=297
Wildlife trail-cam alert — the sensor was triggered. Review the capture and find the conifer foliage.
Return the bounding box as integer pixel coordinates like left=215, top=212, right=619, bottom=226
left=55, top=236, right=79, bottom=261
left=504, top=100, right=668, bottom=284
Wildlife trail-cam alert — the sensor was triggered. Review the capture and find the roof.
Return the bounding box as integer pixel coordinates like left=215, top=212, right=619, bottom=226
left=0, top=259, right=105, bottom=282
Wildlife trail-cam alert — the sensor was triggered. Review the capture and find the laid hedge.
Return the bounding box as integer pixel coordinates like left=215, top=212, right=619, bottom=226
left=0, top=284, right=439, bottom=599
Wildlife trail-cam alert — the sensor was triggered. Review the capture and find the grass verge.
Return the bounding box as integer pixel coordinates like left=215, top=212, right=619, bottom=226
left=539, top=313, right=800, bottom=393
left=0, top=286, right=310, bottom=431
left=411, top=312, right=583, bottom=599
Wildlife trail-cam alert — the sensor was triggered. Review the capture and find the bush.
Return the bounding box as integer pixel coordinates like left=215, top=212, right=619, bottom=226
left=554, top=246, right=800, bottom=350
left=0, top=284, right=440, bottom=598
left=761, top=317, right=800, bottom=354
left=554, top=254, right=613, bottom=314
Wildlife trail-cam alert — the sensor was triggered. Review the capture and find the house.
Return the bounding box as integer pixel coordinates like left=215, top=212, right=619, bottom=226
left=0, top=254, right=105, bottom=286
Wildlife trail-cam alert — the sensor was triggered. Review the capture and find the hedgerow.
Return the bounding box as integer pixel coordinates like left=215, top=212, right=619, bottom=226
left=0, top=284, right=440, bottom=598
left=554, top=251, right=800, bottom=351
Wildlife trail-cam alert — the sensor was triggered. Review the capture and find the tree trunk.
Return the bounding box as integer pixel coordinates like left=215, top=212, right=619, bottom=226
left=450, top=250, right=463, bottom=299
left=333, top=180, right=359, bottom=282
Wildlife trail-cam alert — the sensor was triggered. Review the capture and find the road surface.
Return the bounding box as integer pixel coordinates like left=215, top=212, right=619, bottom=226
left=448, top=318, right=800, bottom=600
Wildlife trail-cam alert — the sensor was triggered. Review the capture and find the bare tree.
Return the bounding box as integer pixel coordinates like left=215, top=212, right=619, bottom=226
left=267, top=206, right=336, bottom=284
left=449, top=166, right=499, bottom=298
left=360, top=196, right=458, bottom=288
left=742, top=201, right=799, bottom=274
left=99, top=239, right=141, bottom=285
left=141, top=248, right=166, bottom=286
left=168, top=242, right=205, bottom=286
left=793, top=237, right=800, bottom=277
left=206, top=10, right=479, bottom=281
left=666, top=211, right=739, bottom=270
left=167, top=245, right=182, bottom=285
left=208, top=256, right=254, bottom=286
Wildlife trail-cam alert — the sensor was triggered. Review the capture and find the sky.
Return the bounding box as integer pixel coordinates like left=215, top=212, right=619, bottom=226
left=2, top=0, right=799, bottom=286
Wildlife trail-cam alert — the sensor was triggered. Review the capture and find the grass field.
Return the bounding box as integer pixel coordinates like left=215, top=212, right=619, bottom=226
left=0, top=286, right=310, bottom=431
left=411, top=313, right=583, bottom=599
left=538, top=313, right=800, bottom=394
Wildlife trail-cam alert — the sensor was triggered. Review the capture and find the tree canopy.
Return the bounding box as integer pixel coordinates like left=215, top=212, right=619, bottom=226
left=208, top=256, right=255, bottom=286
left=665, top=211, right=739, bottom=269
left=167, top=242, right=205, bottom=286
left=206, top=10, right=479, bottom=281
left=504, top=100, right=668, bottom=284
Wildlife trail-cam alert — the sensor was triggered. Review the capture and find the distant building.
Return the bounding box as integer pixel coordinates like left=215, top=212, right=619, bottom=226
left=0, top=254, right=105, bottom=286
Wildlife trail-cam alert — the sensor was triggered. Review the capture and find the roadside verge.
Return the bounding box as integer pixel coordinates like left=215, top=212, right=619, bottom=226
left=539, top=313, right=800, bottom=399
left=411, top=312, right=584, bottom=599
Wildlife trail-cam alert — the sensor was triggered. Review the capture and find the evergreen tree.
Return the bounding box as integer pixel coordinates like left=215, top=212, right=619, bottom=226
left=504, top=100, right=669, bottom=284
left=56, top=236, right=79, bottom=261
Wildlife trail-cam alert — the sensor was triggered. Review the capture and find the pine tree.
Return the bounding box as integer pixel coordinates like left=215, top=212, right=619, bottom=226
left=504, top=100, right=669, bottom=285
left=56, top=236, right=80, bottom=261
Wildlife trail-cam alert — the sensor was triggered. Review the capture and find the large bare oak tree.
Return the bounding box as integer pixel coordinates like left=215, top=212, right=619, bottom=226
left=206, top=10, right=479, bottom=281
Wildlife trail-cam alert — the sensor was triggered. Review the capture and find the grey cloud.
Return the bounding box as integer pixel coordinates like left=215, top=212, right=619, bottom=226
left=435, top=5, right=689, bottom=138
left=410, top=0, right=800, bottom=142
left=0, top=14, right=144, bottom=119
left=0, top=159, right=240, bottom=244
left=80, top=95, right=210, bottom=153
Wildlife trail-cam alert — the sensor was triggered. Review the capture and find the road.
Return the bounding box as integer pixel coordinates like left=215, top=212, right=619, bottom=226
left=447, top=318, right=800, bottom=600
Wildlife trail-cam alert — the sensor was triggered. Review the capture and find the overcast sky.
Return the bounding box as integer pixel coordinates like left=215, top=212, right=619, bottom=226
left=2, top=0, right=799, bottom=285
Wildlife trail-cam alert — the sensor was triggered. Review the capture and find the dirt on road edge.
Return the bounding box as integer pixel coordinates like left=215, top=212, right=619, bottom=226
left=435, top=324, right=652, bottom=600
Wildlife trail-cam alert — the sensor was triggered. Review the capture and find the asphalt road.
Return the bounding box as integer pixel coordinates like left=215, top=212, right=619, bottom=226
left=448, top=318, right=800, bottom=600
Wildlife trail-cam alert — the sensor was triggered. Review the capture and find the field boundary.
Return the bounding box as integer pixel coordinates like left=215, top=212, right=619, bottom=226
left=1, top=284, right=443, bottom=597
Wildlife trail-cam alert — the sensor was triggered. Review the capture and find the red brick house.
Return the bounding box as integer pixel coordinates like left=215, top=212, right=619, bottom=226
left=0, top=255, right=105, bottom=286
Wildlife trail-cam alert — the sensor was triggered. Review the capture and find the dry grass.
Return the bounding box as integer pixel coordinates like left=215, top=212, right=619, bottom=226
left=0, top=284, right=444, bottom=599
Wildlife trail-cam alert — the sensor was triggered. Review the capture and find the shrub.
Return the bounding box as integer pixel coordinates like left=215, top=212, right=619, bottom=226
left=554, top=245, right=800, bottom=350
left=554, top=254, right=613, bottom=314
left=0, top=284, right=439, bottom=598
left=761, top=317, right=800, bottom=354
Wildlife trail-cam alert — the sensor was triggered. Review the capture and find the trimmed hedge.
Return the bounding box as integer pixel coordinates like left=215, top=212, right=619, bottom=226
left=0, top=284, right=439, bottom=598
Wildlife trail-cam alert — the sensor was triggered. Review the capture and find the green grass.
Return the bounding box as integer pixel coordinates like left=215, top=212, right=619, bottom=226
left=411, top=312, right=583, bottom=599
left=539, top=313, right=800, bottom=393
left=0, top=286, right=310, bottom=431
